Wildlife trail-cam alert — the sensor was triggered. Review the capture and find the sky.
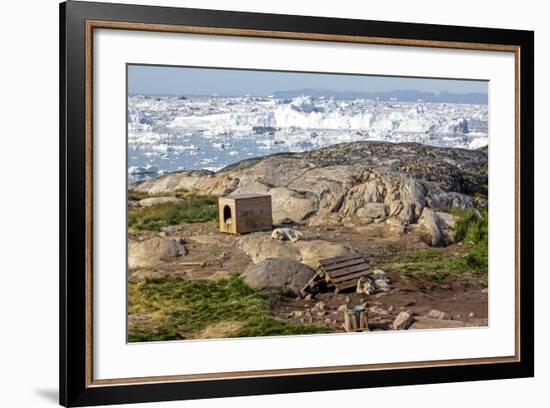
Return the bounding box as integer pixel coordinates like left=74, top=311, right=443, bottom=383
left=127, top=64, right=488, bottom=96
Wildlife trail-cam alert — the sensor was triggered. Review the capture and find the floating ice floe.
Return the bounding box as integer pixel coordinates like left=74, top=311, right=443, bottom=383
left=128, top=165, right=159, bottom=175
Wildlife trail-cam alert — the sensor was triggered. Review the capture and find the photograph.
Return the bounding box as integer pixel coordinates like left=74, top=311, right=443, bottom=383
left=126, top=65, right=489, bottom=342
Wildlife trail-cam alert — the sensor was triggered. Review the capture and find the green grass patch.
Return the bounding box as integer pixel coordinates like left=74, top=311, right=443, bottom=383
left=392, top=251, right=468, bottom=281
left=381, top=243, right=398, bottom=257
left=455, top=208, right=488, bottom=272
left=128, top=191, right=218, bottom=231
left=128, top=275, right=330, bottom=342
left=470, top=191, right=488, bottom=204
left=128, top=189, right=154, bottom=201
left=392, top=251, right=457, bottom=280
left=440, top=208, right=488, bottom=271
left=391, top=208, right=488, bottom=281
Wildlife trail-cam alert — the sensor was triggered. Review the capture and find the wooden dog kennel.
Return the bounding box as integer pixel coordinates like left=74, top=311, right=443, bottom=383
left=218, top=194, right=272, bottom=234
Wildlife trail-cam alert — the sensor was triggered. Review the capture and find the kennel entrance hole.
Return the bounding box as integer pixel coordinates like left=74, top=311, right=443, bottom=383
left=223, top=205, right=232, bottom=224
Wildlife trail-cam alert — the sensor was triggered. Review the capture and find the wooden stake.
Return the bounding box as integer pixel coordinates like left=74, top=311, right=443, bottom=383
left=343, top=306, right=369, bottom=332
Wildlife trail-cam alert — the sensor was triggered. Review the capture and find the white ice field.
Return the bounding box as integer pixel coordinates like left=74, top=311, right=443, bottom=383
left=128, top=94, right=488, bottom=182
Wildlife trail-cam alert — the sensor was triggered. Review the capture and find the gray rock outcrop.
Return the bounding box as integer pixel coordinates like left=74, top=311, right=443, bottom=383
left=131, top=142, right=487, bottom=230
left=128, top=236, right=187, bottom=269
left=418, top=208, right=457, bottom=247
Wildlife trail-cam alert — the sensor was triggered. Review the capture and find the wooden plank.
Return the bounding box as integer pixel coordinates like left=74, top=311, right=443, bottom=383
left=322, top=258, right=366, bottom=271
left=359, top=311, right=369, bottom=331
left=235, top=196, right=271, bottom=201
left=229, top=194, right=271, bottom=200
left=319, top=254, right=363, bottom=266
left=235, top=202, right=272, bottom=211
left=322, top=257, right=367, bottom=272
left=327, top=263, right=370, bottom=279
left=343, top=311, right=351, bottom=332
left=305, top=274, right=320, bottom=288
left=318, top=254, right=363, bottom=266
left=336, top=281, right=357, bottom=293
left=335, top=279, right=362, bottom=291
left=331, top=270, right=371, bottom=284
left=299, top=271, right=336, bottom=297
left=350, top=312, right=358, bottom=330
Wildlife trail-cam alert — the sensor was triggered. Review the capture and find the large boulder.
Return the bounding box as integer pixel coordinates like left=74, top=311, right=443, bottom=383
left=269, top=187, right=318, bottom=224
left=418, top=208, right=456, bottom=247
left=128, top=236, right=187, bottom=269
left=242, top=258, right=317, bottom=295
left=237, top=234, right=301, bottom=264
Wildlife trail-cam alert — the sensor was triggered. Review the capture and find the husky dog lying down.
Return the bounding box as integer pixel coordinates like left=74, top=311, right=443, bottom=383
left=271, top=228, right=304, bottom=243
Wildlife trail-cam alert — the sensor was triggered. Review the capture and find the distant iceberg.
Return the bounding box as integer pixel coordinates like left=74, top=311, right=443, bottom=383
left=164, top=95, right=487, bottom=145
left=128, top=165, right=159, bottom=175
left=127, top=94, right=488, bottom=181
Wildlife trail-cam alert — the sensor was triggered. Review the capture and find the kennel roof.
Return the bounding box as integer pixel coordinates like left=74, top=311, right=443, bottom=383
left=222, top=194, right=271, bottom=200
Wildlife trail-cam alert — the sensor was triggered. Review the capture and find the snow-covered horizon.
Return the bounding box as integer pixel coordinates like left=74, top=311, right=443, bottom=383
left=128, top=88, right=488, bottom=104
left=128, top=94, right=488, bottom=182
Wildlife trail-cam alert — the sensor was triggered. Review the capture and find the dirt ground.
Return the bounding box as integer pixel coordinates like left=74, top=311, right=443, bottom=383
left=128, top=220, right=488, bottom=332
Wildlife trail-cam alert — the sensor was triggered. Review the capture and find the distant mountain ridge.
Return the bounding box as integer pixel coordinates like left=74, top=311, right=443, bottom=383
left=270, top=88, right=488, bottom=104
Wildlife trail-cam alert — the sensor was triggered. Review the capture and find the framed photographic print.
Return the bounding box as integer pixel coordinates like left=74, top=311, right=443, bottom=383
left=59, top=1, right=534, bottom=406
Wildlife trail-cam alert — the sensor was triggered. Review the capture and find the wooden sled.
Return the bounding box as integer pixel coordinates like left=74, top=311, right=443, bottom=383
left=300, top=254, right=370, bottom=296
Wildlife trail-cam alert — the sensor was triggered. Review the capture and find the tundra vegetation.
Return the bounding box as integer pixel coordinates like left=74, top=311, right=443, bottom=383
left=128, top=275, right=329, bottom=342
left=390, top=208, right=488, bottom=282
left=128, top=189, right=218, bottom=231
